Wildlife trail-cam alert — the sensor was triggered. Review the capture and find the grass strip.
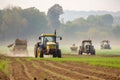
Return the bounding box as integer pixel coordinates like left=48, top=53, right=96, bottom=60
left=0, top=59, right=9, bottom=75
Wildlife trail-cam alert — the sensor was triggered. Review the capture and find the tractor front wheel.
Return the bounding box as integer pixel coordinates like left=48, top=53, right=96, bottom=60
left=79, top=50, right=82, bottom=55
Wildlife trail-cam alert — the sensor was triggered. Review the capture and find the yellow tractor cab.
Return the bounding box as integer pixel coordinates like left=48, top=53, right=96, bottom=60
left=34, top=30, right=62, bottom=58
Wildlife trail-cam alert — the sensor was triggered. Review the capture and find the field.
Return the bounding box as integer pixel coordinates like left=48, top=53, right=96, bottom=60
left=0, top=45, right=120, bottom=80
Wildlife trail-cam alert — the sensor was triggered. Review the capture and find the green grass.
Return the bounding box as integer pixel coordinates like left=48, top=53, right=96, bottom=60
left=25, top=56, right=120, bottom=69
left=96, top=48, right=120, bottom=55
left=0, top=59, right=9, bottom=75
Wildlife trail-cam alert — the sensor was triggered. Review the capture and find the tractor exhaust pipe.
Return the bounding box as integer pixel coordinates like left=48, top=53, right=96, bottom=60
left=54, top=29, right=56, bottom=35
left=54, top=29, right=56, bottom=42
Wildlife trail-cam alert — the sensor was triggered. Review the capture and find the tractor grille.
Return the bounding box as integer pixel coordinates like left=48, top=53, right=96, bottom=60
left=47, top=44, right=56, bottom=50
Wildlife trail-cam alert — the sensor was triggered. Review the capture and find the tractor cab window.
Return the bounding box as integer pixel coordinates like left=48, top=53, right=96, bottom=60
left=103, top=42, right=107, bottom=45
left=84, top=42, right=91, bottom=46
left=44, top=37, right=55, bottom=42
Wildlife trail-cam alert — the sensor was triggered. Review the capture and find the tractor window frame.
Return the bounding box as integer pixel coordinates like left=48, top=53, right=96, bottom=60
left=43, top=36, right=56, bottom=42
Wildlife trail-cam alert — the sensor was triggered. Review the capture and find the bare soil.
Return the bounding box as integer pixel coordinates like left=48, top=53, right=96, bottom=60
left=0, top=54, right=120, bottom=80
left=0, top=55, right=9, bottom=80
left=0, top=72, right=9, bottom=80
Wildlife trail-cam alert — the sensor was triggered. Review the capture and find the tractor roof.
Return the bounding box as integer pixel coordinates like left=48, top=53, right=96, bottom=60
left=101, top=40, right=110, bottom=43
left=40, top=34, right=56, bottom=37
left=82, top=40, right=92, bottom=43
left=101, top=40, right=110, bottom=42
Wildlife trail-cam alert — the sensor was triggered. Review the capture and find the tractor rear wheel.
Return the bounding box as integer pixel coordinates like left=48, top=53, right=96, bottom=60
left=53, top=53, right=57, bottom=57
left=40, top=50, right=43, bottom=58
left=79, top=50, right=82, bottom=55
left=91, top=50, right=95, bottom=55
left=34, top=43, right=42, bottom=58
left=34, top=45, right=38, bottom=58
left=57, top=49, right=61, bottom=58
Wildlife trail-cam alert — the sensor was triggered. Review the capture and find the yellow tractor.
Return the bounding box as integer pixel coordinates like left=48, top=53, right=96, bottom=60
left=34, top=30, right=62, bottom=58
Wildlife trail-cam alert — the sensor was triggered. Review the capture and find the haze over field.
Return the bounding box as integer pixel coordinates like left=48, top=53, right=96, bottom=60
left=0, top=0, right=120, bottom=45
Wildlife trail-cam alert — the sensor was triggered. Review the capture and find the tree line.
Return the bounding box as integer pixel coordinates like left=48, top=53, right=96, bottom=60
left=0, top=4, right=120, bottom=43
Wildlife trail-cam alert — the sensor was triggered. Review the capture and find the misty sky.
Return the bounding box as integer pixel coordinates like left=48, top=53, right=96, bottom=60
left=0, top=0, right=120, bottom=12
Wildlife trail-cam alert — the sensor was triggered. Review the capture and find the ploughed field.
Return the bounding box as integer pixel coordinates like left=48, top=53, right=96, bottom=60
left=1, top=54, right=120, bottom=80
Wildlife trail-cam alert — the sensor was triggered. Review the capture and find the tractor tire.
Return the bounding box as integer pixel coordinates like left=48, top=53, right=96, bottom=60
left=53, top=53, right=57, bottom=58
left=57, top=49, right=62, bottom=58
left=91, top=50, right=95, bottom=55
left=34, top=43, right=42, bottom=58
left=79, top=50, right=82, bottom=55
left=34, top=45, right=38, bottom=58
left=40, top=50, right=43, bottom=58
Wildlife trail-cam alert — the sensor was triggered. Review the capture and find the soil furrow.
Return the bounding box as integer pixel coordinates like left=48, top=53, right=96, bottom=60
left=6, top=55, right=120, bottom=80
left=65, top=62, right=120, bottom=76
left=65, top=62, right=120, bottom=80
left=9, top=59, right=30, bottom=80
left=34, top=60, right=102, bottom=80
left=47, top=61, right=120, bottom=80
left=32, top=60, right=74, bottom=80
left=44, top=61, right=105, bottom=80
left=16, top=58, right=33, bottom=80
left=22, top=59, right=71, bottom=80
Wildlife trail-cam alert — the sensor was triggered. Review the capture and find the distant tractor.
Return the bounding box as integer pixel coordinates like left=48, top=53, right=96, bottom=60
left=101, top=40, right=111, bottom=49
left=7, top=38, right=28, bottom=54
left=34, top=30, right=62, bottom=58
left=70, top=44, right=78, bottom=53
left=78, top=40, right=95, bottom=55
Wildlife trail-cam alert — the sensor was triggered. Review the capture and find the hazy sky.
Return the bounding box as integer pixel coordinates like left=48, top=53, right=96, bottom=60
left=0, top=0, right=120, bottom=12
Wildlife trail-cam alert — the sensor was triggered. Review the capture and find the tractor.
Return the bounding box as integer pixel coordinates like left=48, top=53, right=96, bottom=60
left=78, top=40, right=95, bottom=55
left=70, top=44, right=78, bottom=53
left=7, top=38, right=28, bottom=55
left=34, top=30, right=62, bottom=58
left=101, top=40, right=111, bottom=49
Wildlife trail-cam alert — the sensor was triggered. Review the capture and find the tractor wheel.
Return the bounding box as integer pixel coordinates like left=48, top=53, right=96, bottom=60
left=53, top=53, right=57, bottom=58
left=57, top=49, right=62, bottom=58
left=34, top=45, right=38, bottom=58
left=34, top=44, right=42, bottom=58
left=40, top=50, right=43, bottom=58
left=91, top=50, right=95, bottom=55
left=37, top=48, right=41, bottom=58
left=79, top=50, right=82, bottom=55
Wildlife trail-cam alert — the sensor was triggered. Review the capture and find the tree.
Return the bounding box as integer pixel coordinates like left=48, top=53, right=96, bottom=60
left=22, top=7, right=48, bottom=37
left=1, top=7, right=27, bottom=40
left=100, top=14, right=113, bottom=26
left=112, top=25, right=120, bottom=39
left=0, top=10, right=2, bottom=25
left=47, top=4, right=63, bottom=30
